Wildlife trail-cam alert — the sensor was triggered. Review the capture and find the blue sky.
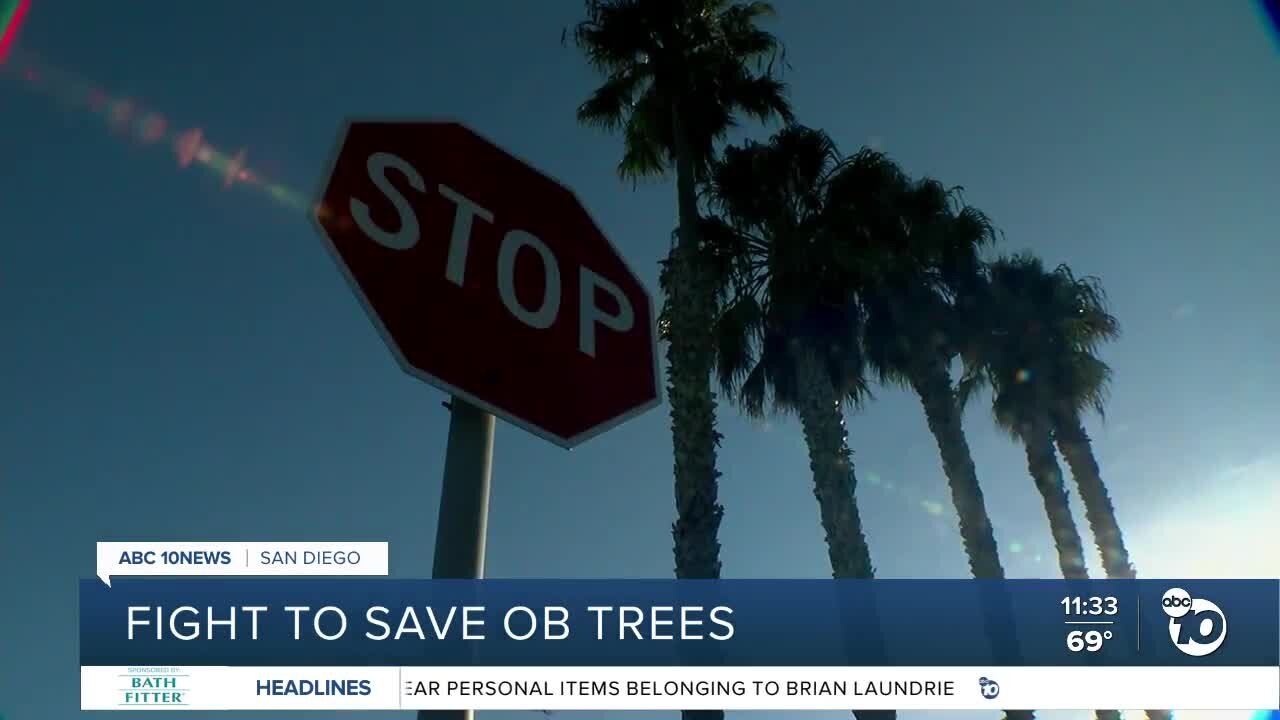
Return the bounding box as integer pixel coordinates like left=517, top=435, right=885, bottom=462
left=1, top=2, right=1277, bottom=719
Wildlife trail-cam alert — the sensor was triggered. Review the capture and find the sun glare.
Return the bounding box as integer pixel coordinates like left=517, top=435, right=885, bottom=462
left=1130, top=458, right=1280, bottom=579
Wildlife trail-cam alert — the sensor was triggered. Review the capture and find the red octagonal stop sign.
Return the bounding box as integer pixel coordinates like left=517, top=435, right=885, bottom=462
left=313, top=121, right=660, bottom=448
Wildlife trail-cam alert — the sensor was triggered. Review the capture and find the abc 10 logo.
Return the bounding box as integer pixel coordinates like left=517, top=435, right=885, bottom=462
left=1161, top=587, right=1226, bottom=657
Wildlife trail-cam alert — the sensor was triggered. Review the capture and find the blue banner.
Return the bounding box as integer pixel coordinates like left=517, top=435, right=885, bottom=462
left=80, top=579, right=1278, bottom=667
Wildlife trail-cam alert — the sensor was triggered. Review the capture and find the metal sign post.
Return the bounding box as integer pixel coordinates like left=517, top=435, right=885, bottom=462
left=432, top=398, right=495, bottom=579
left=419, top=397, right=494, bottom=720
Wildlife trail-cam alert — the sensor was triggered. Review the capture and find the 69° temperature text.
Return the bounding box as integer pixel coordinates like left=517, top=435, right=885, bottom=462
left=1067, top=629, right=1113, bottom=652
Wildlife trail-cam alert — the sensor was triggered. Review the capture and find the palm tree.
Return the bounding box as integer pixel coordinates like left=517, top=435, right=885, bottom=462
left=1039, top=269, right=1138, bottom=580
left=972, top=260, right=1167, bottom=717
left=959, top=255, right=1091, bottom=580
left=696, top=125, right=885, bottom=580
left=572, top=0, right=793, bottom=585
left=961, top=255, right=1165, bottom=720
left=962, top=256, right=1144, bottom=580
left=859, top=180, right=1008, bottom=581
left=692, top=127, right=1048, bottom=720
left=690, top=124, right=890, bottom=720
left=855, top=181, right=1044, bottom=720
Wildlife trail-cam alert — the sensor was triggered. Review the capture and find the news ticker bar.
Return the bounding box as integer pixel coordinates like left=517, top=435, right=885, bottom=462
left=81, top=665, right=1280, bottom=711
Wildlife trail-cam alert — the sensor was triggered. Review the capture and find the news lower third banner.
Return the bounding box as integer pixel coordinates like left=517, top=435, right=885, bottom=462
left=81, top=578, right=1280, bottom=710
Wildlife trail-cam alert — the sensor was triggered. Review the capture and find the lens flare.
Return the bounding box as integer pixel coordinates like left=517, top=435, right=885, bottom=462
left=174, top=127, right=203, bottom=168
left=1, top=38, right=313, bottom=216
left=0, top=0, right=31, bottom=64
left=139, top=113, right=166, bottom=143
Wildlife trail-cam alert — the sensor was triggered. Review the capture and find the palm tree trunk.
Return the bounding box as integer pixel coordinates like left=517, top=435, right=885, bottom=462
left=669, top=108, right=725, bottom=720
left=1053, top=411, right=1134, bottom=579
left=1055, top=416, right=1170, bottom=720
left=1025, top=427, right=1114, bottom=720
left=1021, top=421, right=1090, bottom=579
left=913, top=364, right=1036, bottom=720
left=793, top=349, right=894, bottom=720
left=794, top=349, right=875, bottom=579
left=666, top=109, right=724, bottom=583
left=911, top=360, right=1004, bottom=579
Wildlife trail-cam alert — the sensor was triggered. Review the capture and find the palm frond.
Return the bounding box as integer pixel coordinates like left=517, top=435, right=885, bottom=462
left=576, top=69, right=647, bottom=132
left=963, top=253, right=1122, bottom=438
left=572, top=0, right=658, bottom=72
left=573, top=0, right=792, bottom=182
left=714, top=294, right=764, bottom=396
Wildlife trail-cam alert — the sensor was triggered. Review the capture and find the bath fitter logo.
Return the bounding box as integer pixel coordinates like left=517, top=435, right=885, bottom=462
left=120, top=667, right=188, bottom=706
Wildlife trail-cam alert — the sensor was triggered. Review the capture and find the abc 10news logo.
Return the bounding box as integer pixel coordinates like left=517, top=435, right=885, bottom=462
left=1160, top=587, right=1226, bottom=657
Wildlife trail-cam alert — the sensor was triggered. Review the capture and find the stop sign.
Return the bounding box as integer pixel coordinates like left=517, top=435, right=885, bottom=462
left=313, top=121, right=660, bottom=448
